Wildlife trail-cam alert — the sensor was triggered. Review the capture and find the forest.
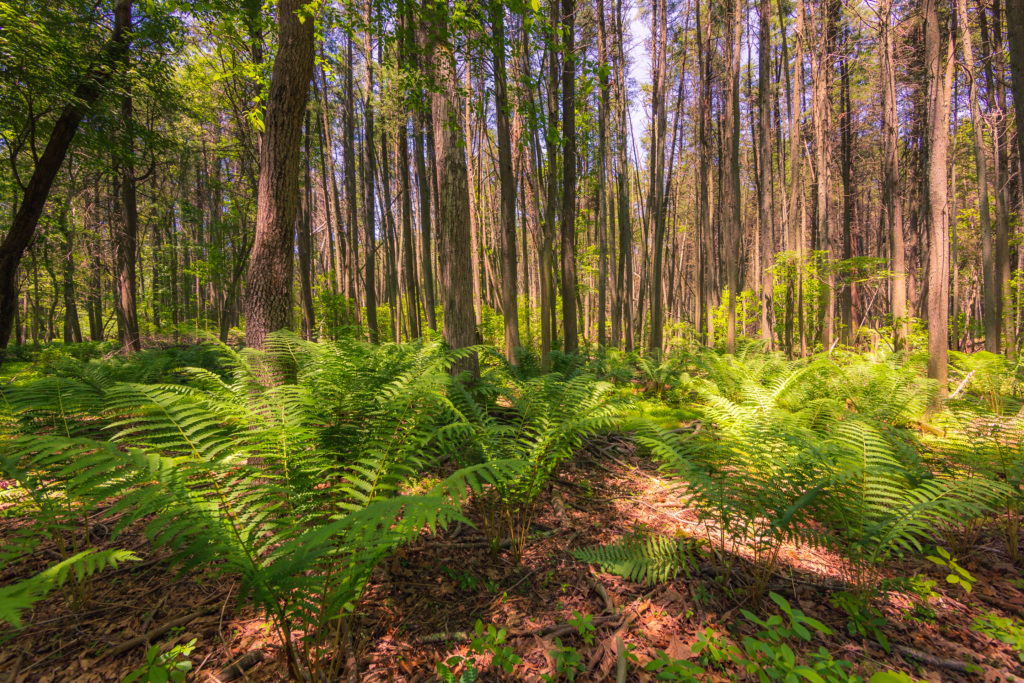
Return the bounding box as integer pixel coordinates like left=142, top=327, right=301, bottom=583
left=3, top=0, right=1024, bottom=680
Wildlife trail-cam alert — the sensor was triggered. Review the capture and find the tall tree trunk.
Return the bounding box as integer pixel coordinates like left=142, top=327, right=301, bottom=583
left=361, top=2, right=379, bottom=344
left=924, top=0, right=953, bottom=396
left=242, top=0, right=315, bottom=350
left=697, top=0, right=714, bottom=348
left=840, top=48, right=854, bottom=345
left=724, top=0, right=742, bottom=354
left=615, top=0, right=634, bottom=352
left=60, top=195, right=83, bottom=344
left=648, top=0, right=668, bottom=354
left=597, top=0, right=610, bottom=349
left=345, top=36, right=360, bottom=320
left=882, top=0, right=908, bottom=349
left=298, top=111, right=316, bottom=341
left=759, top=0, right=774, bottom=348
left=114, top=90, right=142, bottom=352
left=491, top=2, right=520, bottom=363
left=958, top=0, right=997, bottom=352
left=430, top=0, right=478, bottom=376
left=560, top=0, right=579, bottom=354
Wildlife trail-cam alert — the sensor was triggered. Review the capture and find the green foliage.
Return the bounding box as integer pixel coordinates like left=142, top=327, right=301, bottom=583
left=974, top=611, right=1024, bottom=662
left=542, top=637, right=584, bottom=682
left=0, top=548, right=137, bottom=628
left=0, top=333, right=526, bottom=682
left=926, top=547, right=976, bottom=593
left=829, top=591, right=890, bottom=652
left=571, top=533, right=697, bottom=584
left=121, top=638, right=196, bottom=683
left=449, top=369, right=623, bottom=558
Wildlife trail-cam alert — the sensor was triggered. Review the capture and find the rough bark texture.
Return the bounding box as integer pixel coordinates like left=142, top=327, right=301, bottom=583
left=924, top=0, right=952, bottom=396
left=430, top=1, right=478, bottom=377
left=115, top=91, right=142, bottom=351
left=881, top=0, right=907, bottom=349
left=361, top=0, right=379, bottom=344
left=491, top=3, right=520, bottom=363
left=0, top=0, right=133, bottom=364
left=648, top=0, right=668, bottom=354
left=759, top=0, right=774, bottom=348
left=561, top=0, right=579, bottom=354
left=243, top=0, right=315, bottom=349
left=724, top=0, right=742, bottom=354
left=957, top=0, right=996, bottom=352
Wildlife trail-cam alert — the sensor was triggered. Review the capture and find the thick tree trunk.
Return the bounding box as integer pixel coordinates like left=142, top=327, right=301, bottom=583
left=648, top=0, right=668, bottom=354
left=242, top=0, right=315, bottom=349
left=60, top=197, right=83, bottom=344
left=430, top=1, right=478, bottom=377
left=924, top=0, right=952, bottom=396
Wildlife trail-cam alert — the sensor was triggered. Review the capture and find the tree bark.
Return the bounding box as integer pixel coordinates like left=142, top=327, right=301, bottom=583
left=430, top=0, right=478, bottom=377
left=881, top=0, right=908, bottom=349
left=561, top=0, right=579, bottom=354
left=924, top=0, right=953, bottom=396
left=242, top=0, right=315, bottom=349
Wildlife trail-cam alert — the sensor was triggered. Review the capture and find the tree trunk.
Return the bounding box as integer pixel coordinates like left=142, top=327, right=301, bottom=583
left=724, top=0, right=742, bottom=354
left=242, top=0, right=315, bottom=350
left=957, top=0, right=997, bottom=352
left=361, top=2, right=379, bottom=344
left=924, top=0, right=952, bottom=396
left=881, top=0, right=907, bottom=349
left=560, top=0, right=579, bottom=355
left=298, top=111, right=316, bottom=341
left=430, top=0, right=478, bottom=377
left=759, top=0, right=774, bottom=348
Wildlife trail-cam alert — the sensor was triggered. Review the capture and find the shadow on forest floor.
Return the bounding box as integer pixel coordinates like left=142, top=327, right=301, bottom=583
left=3, top=433, right=1024, bottom=682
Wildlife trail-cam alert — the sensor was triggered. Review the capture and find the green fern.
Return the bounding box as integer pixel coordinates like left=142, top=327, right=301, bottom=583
left=573, top=534, right=698, bottom=584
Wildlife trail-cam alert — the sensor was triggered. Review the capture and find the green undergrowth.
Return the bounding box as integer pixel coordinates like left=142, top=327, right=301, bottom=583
left=1, top=336, right=1022, bottom=680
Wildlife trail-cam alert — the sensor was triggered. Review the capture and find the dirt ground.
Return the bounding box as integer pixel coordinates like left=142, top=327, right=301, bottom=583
left=3, top=434, right=1024, bottom=682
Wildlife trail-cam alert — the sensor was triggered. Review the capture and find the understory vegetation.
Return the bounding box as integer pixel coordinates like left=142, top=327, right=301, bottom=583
left=3, top=338, right=1024, bottom=681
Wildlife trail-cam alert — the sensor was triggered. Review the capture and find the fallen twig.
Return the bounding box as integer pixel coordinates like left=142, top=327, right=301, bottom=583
left=586, top=575, right=614, bottom=614
left=615, top=635, right=627, bottom=683
left=210, top=650, right=264, bottom=682
left=104, top=602, right=221, bottom=659
left=894, top=644, right=974, bottom=672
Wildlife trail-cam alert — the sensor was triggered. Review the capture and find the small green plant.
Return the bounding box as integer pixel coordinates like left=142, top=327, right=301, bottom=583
left=442, top=567, right=479, bottom=592
left=906, top=574, right=939, bottom=599
left=926, top=547, right=976, bottom=593
left=829, top=591, right=890, bottom=653
left=974, top=611, right=1024, bottom=661
left=121, top=638, right=197, bottom=683
left=742, top=592, right=832, bottom=644
left=568, top=611, right=596, bottom=645
left=469, top=620, right=522, bottom=674
left=691, top=627, right=741, bottom=669
left=644, top=650, right=705, bottom=680
left=542, top=638, right=584, bottom=682
left=436, top=656, right=478, bottom=683
left=572, top=533, right=698, bottom=584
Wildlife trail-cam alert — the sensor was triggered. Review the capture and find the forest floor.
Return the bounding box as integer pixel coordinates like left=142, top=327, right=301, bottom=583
left=3, top=433, right=1024, bottom=682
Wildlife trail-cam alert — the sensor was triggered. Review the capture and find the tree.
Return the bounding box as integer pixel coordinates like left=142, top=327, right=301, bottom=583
left=723, top=0, right=742, bottom=355
left=924, top=0, right=953, bottom=396
left=0, top=0, right=133, bottom=364
left=429, top=0, right=478, bottom=376
left=560, top=0, right=579, bottom=355
left=242, top=0, right=315, bottom=350
left=491, top=1, right=520, bottom=364
left=758, top=0, right=774, bottom=348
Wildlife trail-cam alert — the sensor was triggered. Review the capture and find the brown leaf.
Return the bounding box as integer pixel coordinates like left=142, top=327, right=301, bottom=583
left=667, top=635, right=693, bottom=661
